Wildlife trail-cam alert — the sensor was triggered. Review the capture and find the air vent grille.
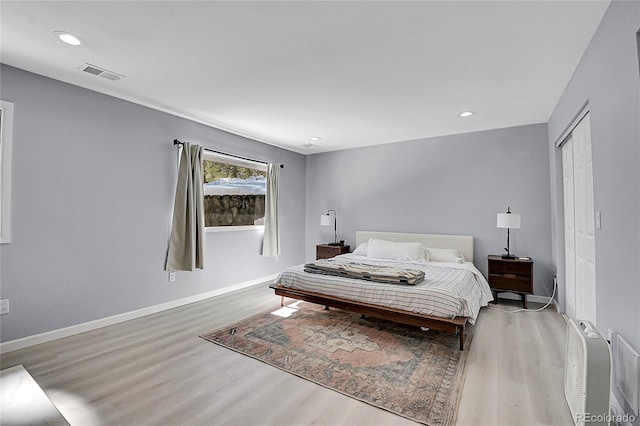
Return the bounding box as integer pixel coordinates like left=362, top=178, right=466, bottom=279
left=616, top=334, right=639, bottom=416
left=82, top=65, right=103, bottom=76
left=78, top=63, right=125, bottom=81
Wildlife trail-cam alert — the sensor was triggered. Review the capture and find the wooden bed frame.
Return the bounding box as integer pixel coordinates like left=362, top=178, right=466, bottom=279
left=270, top=231, right=474, bottom=351
left=270, top=285, right=468, bottom=350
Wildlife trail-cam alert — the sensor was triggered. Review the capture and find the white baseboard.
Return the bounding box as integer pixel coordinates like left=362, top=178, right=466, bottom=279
left=0, top=274, right=278, bottom=355
left=497, top=292, right=559, bottom=311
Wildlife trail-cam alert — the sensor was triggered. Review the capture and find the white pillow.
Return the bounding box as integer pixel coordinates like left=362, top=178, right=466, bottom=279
left=366, top=238, right=428, bottom=262
left=352, top=243, right=368, bottom=256
left=427, top=248, right=465, bottom=264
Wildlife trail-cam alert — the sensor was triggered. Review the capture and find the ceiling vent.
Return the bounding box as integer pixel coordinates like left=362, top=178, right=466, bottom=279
left=78, top=63, right=125, bottom=81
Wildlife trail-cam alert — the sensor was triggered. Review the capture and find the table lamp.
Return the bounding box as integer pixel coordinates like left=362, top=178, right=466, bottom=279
left=497, top=206, right=521, bottom=259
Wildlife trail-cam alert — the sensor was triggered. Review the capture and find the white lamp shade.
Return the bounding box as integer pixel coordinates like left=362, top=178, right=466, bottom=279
left=320, top=214, right=333, bottom=226
left=497, top=213, right=521, bottom=229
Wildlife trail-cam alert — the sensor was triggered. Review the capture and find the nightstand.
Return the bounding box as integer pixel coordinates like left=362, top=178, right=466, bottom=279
left=487, top=255, right=534, bottom=308
left=316, top=244, right=350, bottom=260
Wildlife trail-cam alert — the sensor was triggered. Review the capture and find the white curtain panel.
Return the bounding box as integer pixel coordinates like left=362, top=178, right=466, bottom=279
left=262, top=163, right=280, bottom=257
left=166, top=142, right=204, bottom=271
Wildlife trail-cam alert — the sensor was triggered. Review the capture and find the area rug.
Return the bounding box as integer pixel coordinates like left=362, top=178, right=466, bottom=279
left=200, top=302, right=471, bottom=425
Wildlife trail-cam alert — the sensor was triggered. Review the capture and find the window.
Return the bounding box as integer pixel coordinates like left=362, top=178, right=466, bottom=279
left=202, top=151, right=267, bottom=229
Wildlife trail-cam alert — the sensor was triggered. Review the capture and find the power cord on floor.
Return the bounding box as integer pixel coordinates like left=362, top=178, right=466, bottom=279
left=486, top=275, right=557, bottom=313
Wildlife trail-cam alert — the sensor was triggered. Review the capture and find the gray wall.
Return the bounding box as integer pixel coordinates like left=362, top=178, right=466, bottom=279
left=0, top=65, right=306, bottom=342
left=305, top=124, right=554, bottom=296
left=547, top=1, right=640, bottom=417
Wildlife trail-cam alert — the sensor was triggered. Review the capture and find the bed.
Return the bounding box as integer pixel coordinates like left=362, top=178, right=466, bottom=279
left=270, top=231, right=493, bottom=350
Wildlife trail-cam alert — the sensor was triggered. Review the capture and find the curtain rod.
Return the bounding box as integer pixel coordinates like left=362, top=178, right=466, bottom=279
left=173, top=139, right=284, bottom=168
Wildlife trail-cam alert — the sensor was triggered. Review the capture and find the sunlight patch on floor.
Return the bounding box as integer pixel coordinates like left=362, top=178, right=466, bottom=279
left=47, top=389, right=102, bottom=426
left=271, top=300, right=304, bottom=317
left=0, top=365, right=69, bottom=425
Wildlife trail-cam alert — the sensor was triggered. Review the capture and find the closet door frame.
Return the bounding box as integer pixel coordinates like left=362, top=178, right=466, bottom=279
left=558, top=107, right=597, bottom=324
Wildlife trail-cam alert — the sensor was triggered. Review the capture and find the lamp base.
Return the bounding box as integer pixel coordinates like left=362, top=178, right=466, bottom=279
left=501, top=254, right=517, bottom=259
left=327, top=242, right=341, bottom=246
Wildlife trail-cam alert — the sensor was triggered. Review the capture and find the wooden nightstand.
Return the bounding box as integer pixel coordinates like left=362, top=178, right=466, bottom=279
left=316, top=244, right=350, bottom=260
left=487, top=255, right=534, bottom=308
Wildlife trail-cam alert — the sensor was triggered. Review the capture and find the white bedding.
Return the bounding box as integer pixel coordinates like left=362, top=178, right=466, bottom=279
left=275, top=253, right=493, bottom=325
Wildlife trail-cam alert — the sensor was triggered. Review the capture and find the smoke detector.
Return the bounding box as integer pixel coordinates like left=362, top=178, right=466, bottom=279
left=78, top=63, right=125, bottom=81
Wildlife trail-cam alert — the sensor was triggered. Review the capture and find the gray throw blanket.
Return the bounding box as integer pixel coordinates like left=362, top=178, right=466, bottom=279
left=303, top=258, right=425, bottom=285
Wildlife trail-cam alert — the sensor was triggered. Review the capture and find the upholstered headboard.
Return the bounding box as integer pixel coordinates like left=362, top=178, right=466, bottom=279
left=355, top=231, right=474, bottom=263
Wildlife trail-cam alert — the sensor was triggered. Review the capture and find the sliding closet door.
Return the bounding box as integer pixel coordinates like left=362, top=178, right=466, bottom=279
left=562, top=113, right=596, bottom=324
left=573, top=114, right=597, bottom=324
left=562, top=137, right=576, bottom=320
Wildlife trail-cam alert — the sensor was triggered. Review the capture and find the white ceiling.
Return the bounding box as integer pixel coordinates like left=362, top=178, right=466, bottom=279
left=1, top=1, right=610, bottom=154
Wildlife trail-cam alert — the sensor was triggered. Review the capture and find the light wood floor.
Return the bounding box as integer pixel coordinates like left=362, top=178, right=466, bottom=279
left=1, top=283, right=573, bottom=426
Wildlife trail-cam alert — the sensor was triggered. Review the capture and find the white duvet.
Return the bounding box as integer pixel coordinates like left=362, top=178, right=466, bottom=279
left=275, top=253, right=493, bottom=325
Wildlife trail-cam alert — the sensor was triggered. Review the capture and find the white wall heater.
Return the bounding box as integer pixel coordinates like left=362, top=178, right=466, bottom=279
left=565, top=319, right=611, bottom=426
left=615, top=334, right=639, bottom=417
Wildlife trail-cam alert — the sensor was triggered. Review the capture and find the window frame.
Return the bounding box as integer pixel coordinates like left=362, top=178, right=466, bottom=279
left=201, top=150, right=267, bottom=232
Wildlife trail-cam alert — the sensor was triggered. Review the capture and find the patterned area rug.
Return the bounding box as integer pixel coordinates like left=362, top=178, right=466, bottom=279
left=200, top=302, right=471, bottom=425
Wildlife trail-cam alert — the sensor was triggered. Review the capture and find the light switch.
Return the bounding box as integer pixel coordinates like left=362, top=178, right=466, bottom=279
left=595, top=211, right=601, bottom=229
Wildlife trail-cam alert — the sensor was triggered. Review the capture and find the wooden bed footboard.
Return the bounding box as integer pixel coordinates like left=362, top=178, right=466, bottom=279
left=270, top=284, right=468, bottom=350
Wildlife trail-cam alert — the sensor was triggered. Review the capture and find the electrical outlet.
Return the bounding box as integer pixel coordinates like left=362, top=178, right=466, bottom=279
left=0, top=299, right=9, bottom=315
left=169, top=271, right=176, bottom=283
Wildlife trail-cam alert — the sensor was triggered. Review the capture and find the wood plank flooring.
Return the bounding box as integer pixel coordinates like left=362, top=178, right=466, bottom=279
left=0, top=283, right=573, bottom=425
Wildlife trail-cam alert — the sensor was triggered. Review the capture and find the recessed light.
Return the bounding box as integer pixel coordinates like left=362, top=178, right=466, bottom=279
left=459, top=111, right=475, bottom=117
left=53, top=31, right=85, bottom=46
left=310, top=137, right=322, bottom=141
